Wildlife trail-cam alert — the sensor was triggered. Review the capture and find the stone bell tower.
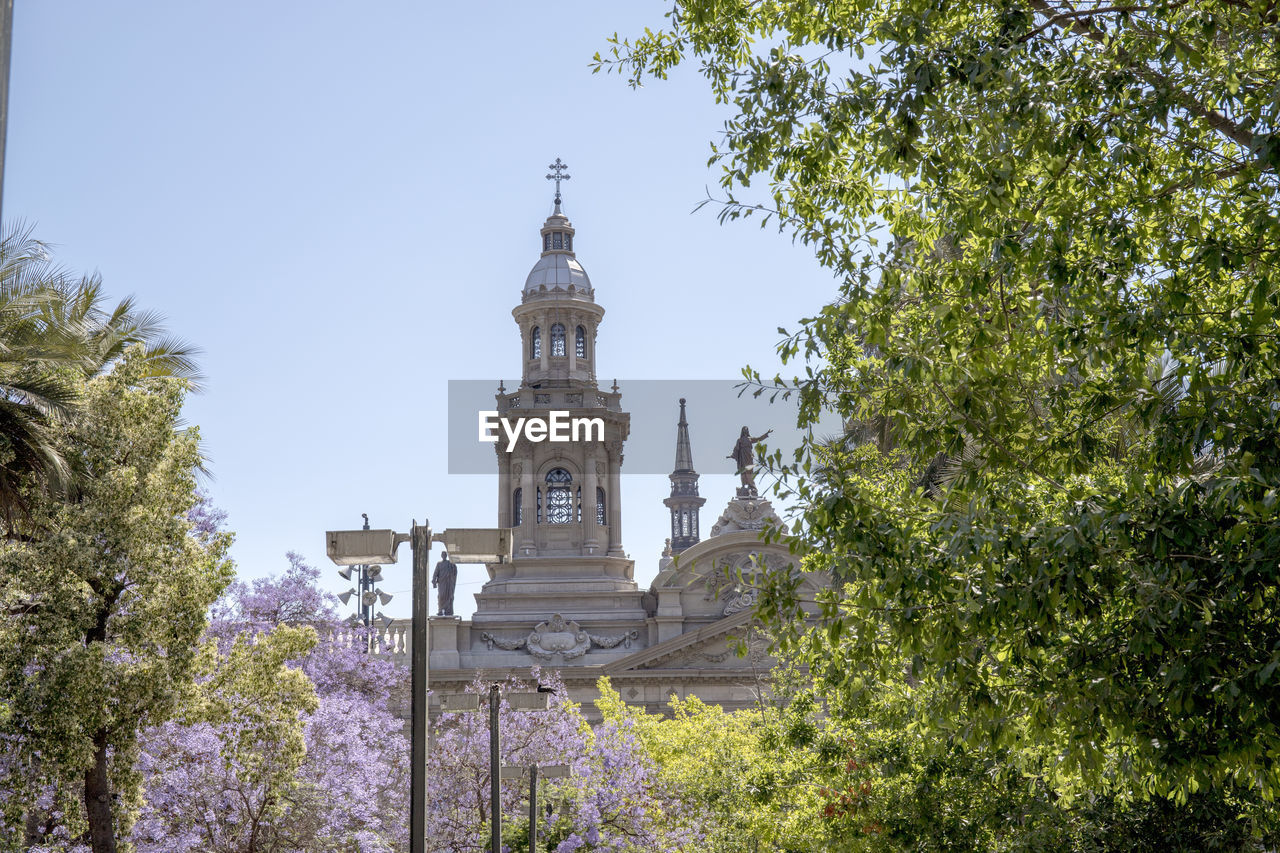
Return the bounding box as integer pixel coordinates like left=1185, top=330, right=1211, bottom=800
left=466, top=160, right=645, bottom=652
left=664, top=398, right=705, bottom=555
left=423, top=164, right=813, bottom=719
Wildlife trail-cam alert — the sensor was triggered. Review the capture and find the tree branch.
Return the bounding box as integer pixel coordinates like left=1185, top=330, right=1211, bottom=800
left=1027, top=0, right=1260, bottom=152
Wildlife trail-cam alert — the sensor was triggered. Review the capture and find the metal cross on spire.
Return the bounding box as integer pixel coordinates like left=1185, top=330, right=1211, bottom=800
left=546, top=157, right=571, bottom=209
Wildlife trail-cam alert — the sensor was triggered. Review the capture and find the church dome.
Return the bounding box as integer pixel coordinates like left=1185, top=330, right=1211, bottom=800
left=524, top=253, right=592, bottom=293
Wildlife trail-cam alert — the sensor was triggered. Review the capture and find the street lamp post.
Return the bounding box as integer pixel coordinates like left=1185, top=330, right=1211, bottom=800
left=528, top=763, right=538, bottom=853
left=326, top=522, right=511, bottom=853
left=500, top=762, right=570, bottom=853
left=337, top=514, right=394, bottom=651
left=490, top=684, right=501, bottom=853
left=409, top=522, right=430, bottom=852
left=438, top=684, right=552, bottom=851
left=0, top=0, right=12, bottom=224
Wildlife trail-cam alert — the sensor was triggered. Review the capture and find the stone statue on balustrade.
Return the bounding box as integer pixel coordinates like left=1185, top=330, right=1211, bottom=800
left=432, top=551, right=458, bottom=617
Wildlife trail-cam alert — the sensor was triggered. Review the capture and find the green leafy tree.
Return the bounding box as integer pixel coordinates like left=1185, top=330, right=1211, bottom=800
left=774, top=651, right=1268, bottom=852
left=0, top=355, right=233, bottom=853
left=596, top=677, right=838, bottom=852
left=600, top=0, right=1280, bottom=819
left=0, top=223, right=199, bottom=524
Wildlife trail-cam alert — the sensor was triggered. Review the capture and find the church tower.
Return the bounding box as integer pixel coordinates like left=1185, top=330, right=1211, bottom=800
left=421, top=163, right=812, bottom=716
left=469, top=160, right=644, bottom=645
left=663, top=398, right=705, bottom=554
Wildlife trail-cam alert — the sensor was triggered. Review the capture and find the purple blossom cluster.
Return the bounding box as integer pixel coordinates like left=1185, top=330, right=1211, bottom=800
left=428, top=672, right=699, bottom=852
left=130, top=554, right=409, bottom=852
left=207, top=551, right=339, bottom=642
left=7, top=545, right=703, bottom=852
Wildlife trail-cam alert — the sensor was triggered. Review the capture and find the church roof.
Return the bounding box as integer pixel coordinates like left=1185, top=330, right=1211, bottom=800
left=524, top=252, right=592, bottom=293
left=524, top=159, right=594, bottom=296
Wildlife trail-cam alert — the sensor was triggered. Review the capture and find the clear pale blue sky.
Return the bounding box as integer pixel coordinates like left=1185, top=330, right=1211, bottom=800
left=7, top=2, right=837, bottom=619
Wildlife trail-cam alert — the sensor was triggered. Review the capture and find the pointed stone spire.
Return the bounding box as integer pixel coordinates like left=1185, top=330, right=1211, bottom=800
left=674, top=398, right=694, bottom=472
left=664, top=398, right=706, bottom=555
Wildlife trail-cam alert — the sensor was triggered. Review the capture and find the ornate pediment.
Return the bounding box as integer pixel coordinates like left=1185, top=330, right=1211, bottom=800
left=709, top=496, right=787, bottom=537
left=636, top=631, right=768, bottom=671
left=601, top=609, right=766, bottom=675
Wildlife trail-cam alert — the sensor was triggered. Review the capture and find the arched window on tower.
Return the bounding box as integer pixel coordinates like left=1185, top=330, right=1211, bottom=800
left=576, top=486, right=582, bottom=522
left=550, top=324, right=566, bottom=357
left=596, top=487, right=606, bottom=526
left=575, top=325, right=586, bottom=358
left=545, top=468, right=573, bottom=523
left=536, top=487, right=542, bottom=523
left=513, top=488, right=523, bottom=526
left=531, top=326, right=541, bottom=359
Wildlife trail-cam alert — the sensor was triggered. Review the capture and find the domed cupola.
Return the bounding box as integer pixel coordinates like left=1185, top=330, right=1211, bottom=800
left=522, top=158, right=594, bottom=299
left=512, top=158, right=606, bottom=389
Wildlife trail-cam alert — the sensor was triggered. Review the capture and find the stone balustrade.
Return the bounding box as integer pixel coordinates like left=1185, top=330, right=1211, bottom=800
left=325, top=619, right=412, bottom=668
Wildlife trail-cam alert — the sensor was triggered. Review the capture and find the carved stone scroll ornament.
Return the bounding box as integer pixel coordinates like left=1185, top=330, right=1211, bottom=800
left=709, top=496, right=787, bottom=537
left=526, top=614, right=592, bottom=661
left=480, top=632, right=528, bottom=652
left=696, top=648, right=732, bottom=664
left=587, top=629, right=638, bottom=650
left=722, top=588, right=758, bottom=616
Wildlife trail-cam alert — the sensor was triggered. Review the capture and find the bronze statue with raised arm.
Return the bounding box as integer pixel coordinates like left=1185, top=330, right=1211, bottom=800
left=728, top=426, right=773, bottom=496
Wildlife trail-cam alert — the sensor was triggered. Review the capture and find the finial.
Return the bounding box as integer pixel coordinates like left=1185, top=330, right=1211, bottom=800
left=611, top=378, right=619, bottom=393
left=361, top=512, right=369, bottom=531
left=498, top=379, right=506, bottom=394
left=546, top=157, right=571, bottom=212
left=679, top=398, right=687, bottom=424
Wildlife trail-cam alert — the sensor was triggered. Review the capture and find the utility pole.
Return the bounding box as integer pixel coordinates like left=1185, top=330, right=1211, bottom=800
left=409, top=521, right=430, bottom=853
left=327, top=524, right=511, bottom=853
left=527, top=763, right=538, bottom=853
left=0, top=0, right=14, bottom=224
left=498, top=760, right=568, bottom=852
left=490, top=683, right=501, bottom=853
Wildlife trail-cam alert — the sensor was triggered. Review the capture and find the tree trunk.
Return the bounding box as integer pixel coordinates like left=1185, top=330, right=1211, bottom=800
left=83, top=734, right=116, bottom=853
left=21, top=755, right=45, bottom=846
left=23, top=806, right=45, bottom=846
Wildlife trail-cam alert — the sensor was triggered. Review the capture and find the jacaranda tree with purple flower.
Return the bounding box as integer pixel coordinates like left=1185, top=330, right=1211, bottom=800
left=428, top=671, right=698, bottom=852
left=131, top=553, right=409, bottom=853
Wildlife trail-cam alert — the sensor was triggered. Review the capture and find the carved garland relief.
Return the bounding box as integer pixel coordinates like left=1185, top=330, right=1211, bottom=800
left=480, top=613, right=638, bottom=661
